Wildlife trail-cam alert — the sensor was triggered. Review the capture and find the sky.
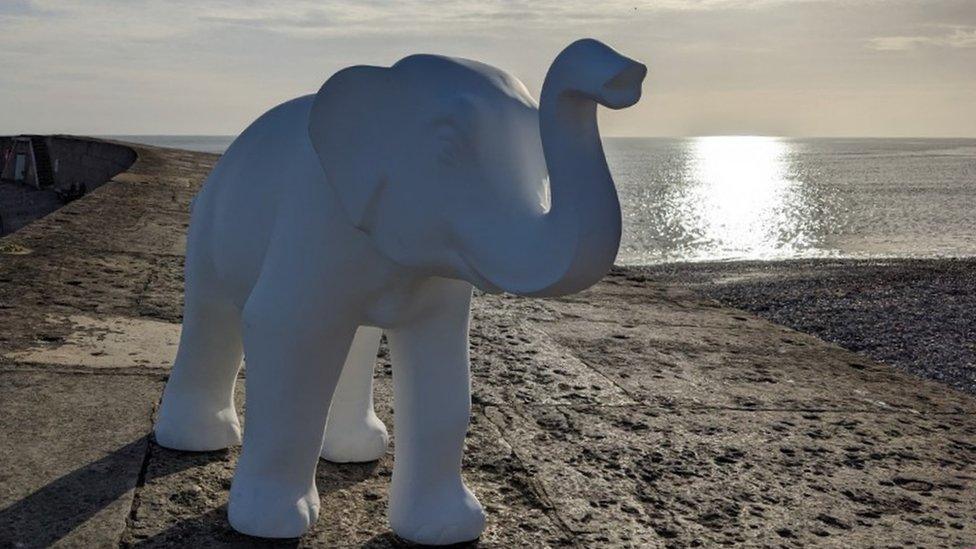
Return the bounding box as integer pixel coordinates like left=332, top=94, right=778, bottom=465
left=1, top=0, right=974, bottom=137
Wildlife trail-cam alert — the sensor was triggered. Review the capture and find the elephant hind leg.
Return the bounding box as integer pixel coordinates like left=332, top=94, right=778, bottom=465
left=321, top=326, right=389, bottom=463
left=154, top=292, right=244, bottom=451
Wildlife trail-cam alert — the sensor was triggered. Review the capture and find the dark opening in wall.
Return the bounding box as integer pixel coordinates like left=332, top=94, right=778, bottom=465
left=0, top=136, right=136, bottom=236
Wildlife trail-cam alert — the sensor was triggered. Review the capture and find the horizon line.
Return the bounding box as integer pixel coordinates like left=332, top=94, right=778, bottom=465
left=84, top=133, right=976, bottom=140
left=4, top=132, right=974, bottom=140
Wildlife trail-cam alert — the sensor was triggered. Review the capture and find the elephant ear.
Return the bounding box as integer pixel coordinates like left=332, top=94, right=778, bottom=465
left=308, top=65, right=400, bottom=231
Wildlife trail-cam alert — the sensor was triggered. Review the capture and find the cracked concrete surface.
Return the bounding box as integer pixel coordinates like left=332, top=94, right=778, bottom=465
left=0, top=140, right=974, bottom=548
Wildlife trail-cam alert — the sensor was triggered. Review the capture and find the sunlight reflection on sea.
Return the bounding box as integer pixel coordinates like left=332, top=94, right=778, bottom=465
left=607, top=136, right=976, bottom=264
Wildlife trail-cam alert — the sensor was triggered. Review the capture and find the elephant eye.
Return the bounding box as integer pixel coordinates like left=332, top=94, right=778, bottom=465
left=433, top=117, right=473, bottom=168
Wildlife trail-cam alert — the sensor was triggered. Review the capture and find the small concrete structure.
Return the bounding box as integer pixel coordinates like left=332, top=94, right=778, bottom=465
left=0, top=139, right=973, bottom=547
left=0, top=136, right=135, bottom=235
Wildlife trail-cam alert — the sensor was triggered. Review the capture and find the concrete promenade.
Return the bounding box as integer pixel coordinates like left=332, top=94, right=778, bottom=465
left=0, top=141, right=973, bottom=547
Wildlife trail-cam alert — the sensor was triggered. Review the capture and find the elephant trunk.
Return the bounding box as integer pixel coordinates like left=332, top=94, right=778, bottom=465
left=485, top=39, right=646, bottom=297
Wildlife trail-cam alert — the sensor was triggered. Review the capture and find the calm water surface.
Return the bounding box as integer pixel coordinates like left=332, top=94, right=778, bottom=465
left=113, top=135, right=976, bottom=265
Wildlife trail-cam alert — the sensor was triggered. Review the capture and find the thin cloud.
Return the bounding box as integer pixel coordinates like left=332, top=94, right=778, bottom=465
left=868, top=26, right=976, bottom=51
left=4, top=1, right=818, bottom=38
left=0, top=0, right=47, bottom=18
left=195, top=2, right=633, bottom=36
left=199, top=14, right=340, bottom=31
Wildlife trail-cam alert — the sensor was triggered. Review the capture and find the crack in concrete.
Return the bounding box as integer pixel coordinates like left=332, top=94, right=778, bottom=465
left=481, top=405, right=583, bottom=547
left=0, top=363, right=168, bottom=377
left=119, top=395, right=162, bottom=549
left=83, top=249, right=186, bottom=260
left=485, top=400, right=973, bottom=417
left=134, top=259, right=161, bottom=311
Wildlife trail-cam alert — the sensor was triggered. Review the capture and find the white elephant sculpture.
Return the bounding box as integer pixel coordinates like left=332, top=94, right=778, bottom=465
left=153, top=38, right=646, bottom=544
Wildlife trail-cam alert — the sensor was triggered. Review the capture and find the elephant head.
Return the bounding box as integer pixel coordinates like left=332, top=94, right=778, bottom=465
left=308, top=38, right=646, bottom=297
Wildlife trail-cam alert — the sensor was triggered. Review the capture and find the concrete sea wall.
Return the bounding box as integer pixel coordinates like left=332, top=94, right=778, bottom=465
left=0, top=136, right=136, bottom=235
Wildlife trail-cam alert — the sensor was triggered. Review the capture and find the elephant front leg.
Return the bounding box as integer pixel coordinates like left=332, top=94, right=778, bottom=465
left=228, top=295, right=357, bottom=539
left=321, top=326, right=389, bottom=463
left=386, top=279, right=485, bottom=545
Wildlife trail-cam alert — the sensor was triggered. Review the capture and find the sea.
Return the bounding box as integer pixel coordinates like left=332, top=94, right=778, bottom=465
left=109, top=135, right=976, bottom=266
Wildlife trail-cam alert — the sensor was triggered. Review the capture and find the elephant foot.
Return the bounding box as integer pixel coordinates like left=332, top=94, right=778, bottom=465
left=321, top=413, right=389, bottom=463
left=389, top=481, right=486, bottom=545
left=154, top=399, right=241, bottom=452
left=228, top=477, right=320, bottom=538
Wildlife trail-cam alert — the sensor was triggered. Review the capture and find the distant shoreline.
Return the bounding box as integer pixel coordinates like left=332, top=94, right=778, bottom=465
left=619, top=255, right=976, bottom=268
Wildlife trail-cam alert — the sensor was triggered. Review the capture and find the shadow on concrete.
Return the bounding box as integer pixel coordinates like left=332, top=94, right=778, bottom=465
left=128, top=506, right=300, bottom=548
left=1, top=433, right=483, bottom=548
left=0, top=436, right=180, bottom=547
left=128, top=445, right=430, bottom=547
left=0, top=436, right=234, bottom=548
left=317, top=458, right=382, bottom=494
left=360, top=532, right=481, bottom=548
left=0, top=437, right=148, bottom=547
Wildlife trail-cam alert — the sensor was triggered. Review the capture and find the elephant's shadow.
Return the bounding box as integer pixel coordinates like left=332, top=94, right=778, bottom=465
left=0, top=431, right=472, bottom=547
left=125, top=438, right=478, bottom=548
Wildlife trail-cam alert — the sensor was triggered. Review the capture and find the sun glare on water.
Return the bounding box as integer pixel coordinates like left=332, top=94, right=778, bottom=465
left=687, top=135, right=808, bottom=260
